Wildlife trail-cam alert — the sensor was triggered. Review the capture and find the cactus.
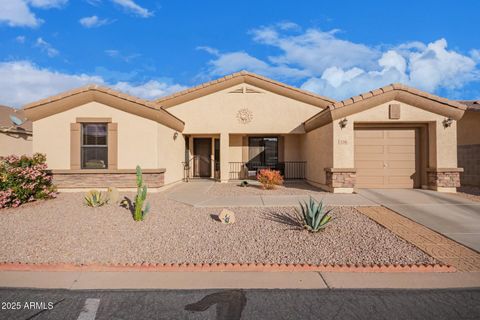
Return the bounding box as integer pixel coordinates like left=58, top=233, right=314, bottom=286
left=85, top=190, right=107, bottom=207
left=295, top=197, right=332, bottom=232
left=107, top=187, right=119, bottom=204
left=133, top=165, right=150, bottom=221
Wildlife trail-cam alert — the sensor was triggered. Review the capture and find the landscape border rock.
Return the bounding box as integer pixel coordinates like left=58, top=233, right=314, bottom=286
left=0, top=262, right=455, bottom=273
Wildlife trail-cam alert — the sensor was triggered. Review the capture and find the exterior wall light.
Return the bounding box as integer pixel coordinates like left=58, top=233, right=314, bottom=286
left=442, top=118, right=453, bottom=128
left=339, top=118, right=348, bottom=129
left=173, top=132, right=179, bottom=140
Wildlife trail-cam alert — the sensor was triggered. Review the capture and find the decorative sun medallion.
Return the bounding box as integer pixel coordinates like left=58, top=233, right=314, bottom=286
left=236, top=108, right=253, bottom=124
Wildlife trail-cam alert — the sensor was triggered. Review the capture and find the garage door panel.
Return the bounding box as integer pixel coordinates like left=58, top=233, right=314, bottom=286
left=355, top=130, right=384, bottom=138
left=355, top=138, right=385, bottom=146
left=355, top=128, right=417, bottom=189
left=387, top=176, right=414, bottom=186
left=357, top=176, right=384, bottom=185
left=355, top=160, right=384, bottom=169
left=356, top=153, right=384, bottom=161
left=388, top=145, right=415, bottom=154
left=387, top=153, right=416, bottom=161
left=386, top=161, right=415, bottom=169
left=355, top=145, right=384, bottom=154
left=387, top=130, right=415, bottom=138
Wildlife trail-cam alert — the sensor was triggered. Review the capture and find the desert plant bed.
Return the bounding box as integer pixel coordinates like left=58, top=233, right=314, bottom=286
left=0, top=192, right=437, bottom=266
left=207, top=181, right=328, bottom=197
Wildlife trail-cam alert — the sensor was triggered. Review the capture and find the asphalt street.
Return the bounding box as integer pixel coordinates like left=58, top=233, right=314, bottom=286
left=0, top=288, right=479, bottom=320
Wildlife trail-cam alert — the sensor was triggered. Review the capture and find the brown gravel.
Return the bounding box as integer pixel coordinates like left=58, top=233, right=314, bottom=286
left=207, top=181, right=328, bottom=196
left=455, top=186, right=480, bottom=202
left=0, top=192, right=436, bottom=265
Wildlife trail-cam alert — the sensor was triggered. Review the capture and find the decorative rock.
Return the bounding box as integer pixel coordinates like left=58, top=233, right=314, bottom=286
left=218, top=209, right=236, bottom=224
left=107, top=187, right=120, bottom=204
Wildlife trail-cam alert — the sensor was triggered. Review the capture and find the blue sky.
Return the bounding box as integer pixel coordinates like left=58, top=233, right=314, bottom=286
left=0, top=0, right=479, bottom=108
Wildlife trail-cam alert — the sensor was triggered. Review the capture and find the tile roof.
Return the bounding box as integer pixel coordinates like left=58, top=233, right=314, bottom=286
left=155, top=70, right=336, bottom=107
left=457, top=100, right=480, bottom=112
left=329, top=83, right=466, bottom=110
left=23, top=84, right=164, bottom=112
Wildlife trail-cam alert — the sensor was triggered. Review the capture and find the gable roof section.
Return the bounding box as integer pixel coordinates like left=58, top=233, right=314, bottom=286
left=23, top=85, right=184, bottom=132
left=304, top=83, right=467, bottom=132
left=155, top=71, right=336, bottom=109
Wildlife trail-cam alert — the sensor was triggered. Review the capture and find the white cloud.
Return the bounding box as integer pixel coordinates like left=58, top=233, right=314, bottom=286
left=113, top=81, right=187, bottom=100
left=79, top=15, right=111, bottom=28
left=16, top=35, right=26, bottom=43
left=111, top=0, right=153, bottom=18
left=28, top=0, right=68, bottom=8
left=201, top=23, right=480, bottom=99
left=0, top=0, right=41, bottom=27
left=0, top=0, right=67, bottom=27
left=35, top=37, right=59, bottom=57
left=104, top=49, right=140, bottom=62
left=0, top=61, right=185, bottom=107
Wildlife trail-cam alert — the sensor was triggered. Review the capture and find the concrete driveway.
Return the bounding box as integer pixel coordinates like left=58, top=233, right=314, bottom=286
left=357, top=189, right=480, bottom=252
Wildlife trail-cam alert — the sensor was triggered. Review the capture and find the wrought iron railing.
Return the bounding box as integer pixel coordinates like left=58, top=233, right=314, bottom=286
left=182, top=156, right=221, bottom=181
left=229, top=161, right=306, bottom=180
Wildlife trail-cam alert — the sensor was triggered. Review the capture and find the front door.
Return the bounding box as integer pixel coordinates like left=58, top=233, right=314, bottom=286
left=193, top=138, right=212, bottom=177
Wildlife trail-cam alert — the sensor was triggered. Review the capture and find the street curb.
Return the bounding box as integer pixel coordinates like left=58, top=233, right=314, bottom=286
left=0, top=262, right=456, bottom=272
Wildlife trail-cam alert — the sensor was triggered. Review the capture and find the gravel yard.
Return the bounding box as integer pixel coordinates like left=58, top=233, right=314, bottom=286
left=0, top=193, right=436, bottom=265
left=207, top=181, right=328, bottom=196
left=455, top=186, right=480, bottom=202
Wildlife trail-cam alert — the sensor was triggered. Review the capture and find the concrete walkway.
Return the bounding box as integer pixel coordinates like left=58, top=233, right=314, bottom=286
left=357, top=189, right=480, bottom=252
left=166, top=181, right=378, bottom=207
left=1, top=271, right=480, bottom=289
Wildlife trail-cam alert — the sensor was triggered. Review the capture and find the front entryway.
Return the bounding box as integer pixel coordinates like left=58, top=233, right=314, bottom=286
left=354, top=127, right=419, bottom=188
left=193, top=138, right=212, bottom=177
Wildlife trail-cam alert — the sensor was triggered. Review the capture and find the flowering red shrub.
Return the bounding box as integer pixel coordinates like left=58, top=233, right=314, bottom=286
left=0, top=153, right=56, bottom=208
left=257, top=169, right=284, bottom=190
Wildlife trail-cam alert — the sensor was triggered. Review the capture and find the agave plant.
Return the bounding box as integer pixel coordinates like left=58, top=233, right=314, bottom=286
left=133, top=165, right=150, bottom=221
left=295, top=197, right=332, bottom=232
left=85, top=190, right=108, bottom=207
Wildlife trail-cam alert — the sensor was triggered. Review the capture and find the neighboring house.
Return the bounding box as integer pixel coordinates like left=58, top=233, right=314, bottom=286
left=457, top=100, right=480, bottom=186
left=0, top=105, right=32, bottom=157
left=22, top=71, right=467, bottom=193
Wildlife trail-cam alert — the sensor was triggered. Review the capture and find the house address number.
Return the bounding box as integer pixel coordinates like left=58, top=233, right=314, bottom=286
left=338, top=139, right=348, bottom=145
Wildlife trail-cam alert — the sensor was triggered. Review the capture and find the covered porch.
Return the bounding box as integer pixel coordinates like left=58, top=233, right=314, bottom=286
left=183, top=133, right=306, bottom=182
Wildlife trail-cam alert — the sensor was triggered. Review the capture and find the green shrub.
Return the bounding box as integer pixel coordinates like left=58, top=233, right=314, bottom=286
left=133, top=165, right=150, bottom=221
left=0, top=153, right=56, bottom=208
left=84, top=190, right=108, bottom=207
left=295, top=197, right=332, bottom=232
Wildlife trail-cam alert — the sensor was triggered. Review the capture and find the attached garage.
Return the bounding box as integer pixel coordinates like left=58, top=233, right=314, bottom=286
left=354, top=127, right=419, bottom=188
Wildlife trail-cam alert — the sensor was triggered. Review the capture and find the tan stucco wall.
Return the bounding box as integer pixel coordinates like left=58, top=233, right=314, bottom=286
left=167, top=84, right=321, bottom=134
left=332, top=100, right=458, bottom=169
left=284, top=135, right=303, bottom=161
left=457, top=111, right=480, bottom=145
left=32, top=101, right=184, bottom=185
left=300, top=123, right=333, bottom=187
left=0, top=132, right=32, bottom=157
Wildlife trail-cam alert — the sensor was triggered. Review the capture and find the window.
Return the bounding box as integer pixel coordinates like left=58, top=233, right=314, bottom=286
left=81, top=123, right=108, bottom=169
left=248, top=137, right=278, bottom=167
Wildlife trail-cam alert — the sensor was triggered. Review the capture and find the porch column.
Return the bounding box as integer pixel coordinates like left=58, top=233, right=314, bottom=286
left=220, top=132, right=229, bottom=183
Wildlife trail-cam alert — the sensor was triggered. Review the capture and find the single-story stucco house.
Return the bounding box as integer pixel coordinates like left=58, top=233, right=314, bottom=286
left=457, top=100, right=480, bottom=186
left=0, top=105, right=32, bottom=157
left=20, top=71, right=471, bottom=193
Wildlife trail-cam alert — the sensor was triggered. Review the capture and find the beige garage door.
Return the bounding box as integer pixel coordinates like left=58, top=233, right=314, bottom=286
left=354, top=128, right=418, bottom=188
